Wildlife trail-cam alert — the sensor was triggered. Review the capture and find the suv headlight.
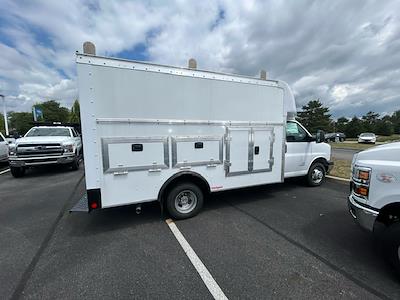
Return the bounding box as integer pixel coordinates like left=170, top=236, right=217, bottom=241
left=62, top=143, right=75, bottom=153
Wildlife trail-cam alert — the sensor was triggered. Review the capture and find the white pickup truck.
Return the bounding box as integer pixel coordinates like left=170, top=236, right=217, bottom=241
left=8, top=126, right=83, bottom=177
left=0, top=132, right=8, bottom=162
left=348, top=142, right=400, bottom=274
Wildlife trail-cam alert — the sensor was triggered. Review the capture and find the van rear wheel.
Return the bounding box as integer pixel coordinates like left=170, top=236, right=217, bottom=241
left=306, top=162, right=326, bottom=187
left=166, top=182, right=204, bottom=220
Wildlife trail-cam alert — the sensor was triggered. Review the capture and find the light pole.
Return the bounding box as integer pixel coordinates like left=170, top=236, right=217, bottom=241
left=0, top=94, right=9, bottom=136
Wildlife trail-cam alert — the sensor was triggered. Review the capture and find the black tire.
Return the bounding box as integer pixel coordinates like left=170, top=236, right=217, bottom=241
left=381, top=222, right=400, bottom=275
left=166, top=182, right=204, bottom=220
left=10, top=166, right=25, bottom=178
left=70, top=156, right=80, bottom=171
left=306, top=162, right=326, bottom=187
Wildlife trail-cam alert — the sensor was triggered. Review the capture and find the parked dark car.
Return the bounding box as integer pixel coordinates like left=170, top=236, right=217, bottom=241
left=325, top=132, right=346, bottom=142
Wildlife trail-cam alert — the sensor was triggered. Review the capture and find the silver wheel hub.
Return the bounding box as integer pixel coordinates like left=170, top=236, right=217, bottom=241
left=312, top=168, right=323, bottom=183
left=175, top=190, right=197, bottom=214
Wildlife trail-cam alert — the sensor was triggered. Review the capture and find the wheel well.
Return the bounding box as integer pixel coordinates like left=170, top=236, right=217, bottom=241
left=310, top=157, right=329, bottom=172
left=376, top=202, right=400, bottom=226
left=158, top=172, right=210, bottom=203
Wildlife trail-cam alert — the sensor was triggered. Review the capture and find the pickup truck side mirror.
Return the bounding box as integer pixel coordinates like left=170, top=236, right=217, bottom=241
left=316, top=130, right=325, bottom=143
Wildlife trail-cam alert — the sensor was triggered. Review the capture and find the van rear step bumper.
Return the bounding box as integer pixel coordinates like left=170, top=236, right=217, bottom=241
left=70, top=194, right=89, bottom=213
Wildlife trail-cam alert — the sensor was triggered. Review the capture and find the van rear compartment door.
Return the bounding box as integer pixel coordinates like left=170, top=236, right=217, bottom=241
left=226, top=127, right=276, bottom=177
left=252, top=128, right=274, bottom=172
left=225, top=128, right=251, bottom=176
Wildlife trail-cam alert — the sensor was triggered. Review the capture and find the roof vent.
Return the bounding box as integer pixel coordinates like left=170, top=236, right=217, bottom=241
left=260, top=70, right=267, bottom=80
left=188, top=58, right=197, bottom=69
left=83, top=41, right=96, bottom=55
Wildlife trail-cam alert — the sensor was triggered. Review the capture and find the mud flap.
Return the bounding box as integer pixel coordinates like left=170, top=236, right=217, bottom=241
left=69, top=194, right=89, bottom=212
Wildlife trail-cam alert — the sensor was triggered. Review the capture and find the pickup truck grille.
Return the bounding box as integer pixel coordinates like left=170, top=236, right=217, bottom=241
left=17, top=143, right=63, bottom=157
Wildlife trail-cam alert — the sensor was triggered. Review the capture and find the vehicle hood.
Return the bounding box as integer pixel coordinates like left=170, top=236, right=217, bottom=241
left=359, top=136, right=375, bottom=140
left=356, top=142, right=400, bottom=162
left=16, top=136, right=72, bottom=145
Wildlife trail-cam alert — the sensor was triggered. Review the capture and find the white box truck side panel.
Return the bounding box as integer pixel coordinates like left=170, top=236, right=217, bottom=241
left=77, top=55, right=285, bottom=208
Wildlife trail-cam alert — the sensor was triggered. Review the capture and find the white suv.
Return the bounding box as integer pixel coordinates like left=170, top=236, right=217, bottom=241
left=8, top=126, right=82, bottom=177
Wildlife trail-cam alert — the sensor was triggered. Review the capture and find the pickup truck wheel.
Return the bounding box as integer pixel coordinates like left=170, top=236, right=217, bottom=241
left=382, top=222, right=400, bottom=275
left=306, top=162, right=325, bottom=187
left=10, top=166, right=25, bottom=178
left=166, top=182, right=204, bottom=220
left=70, top=157, right=80, bottom=171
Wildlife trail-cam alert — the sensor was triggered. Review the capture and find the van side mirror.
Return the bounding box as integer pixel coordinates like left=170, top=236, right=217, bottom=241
left=316, top=130, right=325, bottom=143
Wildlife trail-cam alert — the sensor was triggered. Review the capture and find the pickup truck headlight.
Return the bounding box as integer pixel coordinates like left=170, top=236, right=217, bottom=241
left=62, top=143, right=75, bottom=153
left=8, top=144, right=16, bottom=155
left=353, top=166, right=371, bottom=184
left=351, top=165, right=371, bottom=199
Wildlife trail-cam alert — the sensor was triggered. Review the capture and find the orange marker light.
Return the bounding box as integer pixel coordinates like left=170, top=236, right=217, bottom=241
left=358, top=170, right=370, bottom=180
left=355, top=186, right=368, bottom=196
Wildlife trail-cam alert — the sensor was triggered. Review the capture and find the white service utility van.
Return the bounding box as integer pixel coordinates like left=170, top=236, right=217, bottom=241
left=348, top=142, right=400, bottom=274
left=74, top=42, right=332, bottom=219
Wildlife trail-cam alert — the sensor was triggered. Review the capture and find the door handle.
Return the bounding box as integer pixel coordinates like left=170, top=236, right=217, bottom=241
left=179, top=166, right=192, bottom=170
left=113, top=171, right=128, bottom=176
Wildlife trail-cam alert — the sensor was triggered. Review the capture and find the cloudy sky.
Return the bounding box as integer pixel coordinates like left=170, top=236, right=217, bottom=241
left=0, top=0, right=399, bottom=118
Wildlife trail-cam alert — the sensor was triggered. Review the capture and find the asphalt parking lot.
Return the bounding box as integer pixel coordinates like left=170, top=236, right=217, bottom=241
left=1, top=165, right=400, bottom=299
left=332, top=148, right=359, bottom=161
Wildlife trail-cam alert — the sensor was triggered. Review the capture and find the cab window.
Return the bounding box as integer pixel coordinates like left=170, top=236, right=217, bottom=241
left=286, top=122, right=308, bottom=142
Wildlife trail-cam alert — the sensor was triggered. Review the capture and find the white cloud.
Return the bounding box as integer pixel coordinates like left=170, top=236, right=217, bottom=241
left=331, top=84, right=363, bottom=102
left=0, top=0, right=399, bottom=118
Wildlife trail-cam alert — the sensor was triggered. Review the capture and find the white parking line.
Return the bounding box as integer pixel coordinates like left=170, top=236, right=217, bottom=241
left=326, top=175, right=350, bottom=182
left=165, top=219, right=228, bottom=300
left=0, top=168, right=10, bottom=175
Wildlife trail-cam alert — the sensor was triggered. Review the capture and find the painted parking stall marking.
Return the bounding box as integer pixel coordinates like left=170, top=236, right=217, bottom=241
left=165, top=219, right=228, bottom=300
left=0, top=168, right=10, bottom=175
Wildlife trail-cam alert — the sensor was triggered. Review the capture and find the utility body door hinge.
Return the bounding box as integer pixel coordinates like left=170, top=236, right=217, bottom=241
left=224, top=160, right=231, bottom=169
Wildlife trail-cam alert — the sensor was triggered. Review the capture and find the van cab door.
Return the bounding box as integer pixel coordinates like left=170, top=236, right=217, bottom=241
left=71, top=129, right=82, bottom=153
left=284, top=121, right=313, bottom=177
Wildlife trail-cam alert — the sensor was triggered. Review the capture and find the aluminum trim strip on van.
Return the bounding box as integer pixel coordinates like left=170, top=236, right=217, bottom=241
left=96, top=118, right=284, bottom=127
left=76, top=53, right=280, bottom=87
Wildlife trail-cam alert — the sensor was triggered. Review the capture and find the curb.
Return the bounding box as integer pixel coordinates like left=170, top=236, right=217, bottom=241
left=326, top=175, right=350, bottom=182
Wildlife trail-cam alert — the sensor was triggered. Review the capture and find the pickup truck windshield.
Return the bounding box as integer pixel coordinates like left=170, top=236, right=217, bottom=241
left=26, top=128, right=71, bottom=137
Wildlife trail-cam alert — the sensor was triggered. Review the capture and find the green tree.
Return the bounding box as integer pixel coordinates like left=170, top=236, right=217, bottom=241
left=297, top=99, right=332, bottom=133
left=0, top=113, right=4, bottom=134
left=390, top=110, right=400, bottom=134
left=344, top=116, right=365, bottom=138
left=335, top=117, right=349, bottom=133
left=374, top=118, right=394, bottom=136
left=69, top=100, right=80, bottom=123
left=9, top=112, right=34, bottom=135
left=361, top=111, right=379, bottom=132
left=35, top=100, right=69, bottom=123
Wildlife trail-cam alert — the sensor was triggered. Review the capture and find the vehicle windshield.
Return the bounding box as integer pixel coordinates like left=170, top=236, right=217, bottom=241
left=360, top=133, right=375, bottom=137
left=25, top=128, right=71, bottom=137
